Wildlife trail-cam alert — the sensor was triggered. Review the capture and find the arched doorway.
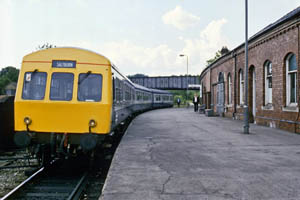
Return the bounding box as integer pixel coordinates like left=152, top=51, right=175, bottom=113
left=249, top=66, right=256, bottom=123
left=216, top=72, right=225, bottom=116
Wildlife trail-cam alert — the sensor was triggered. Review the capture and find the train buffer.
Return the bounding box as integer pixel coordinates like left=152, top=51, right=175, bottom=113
left=100, top=108, right=300, bottom=200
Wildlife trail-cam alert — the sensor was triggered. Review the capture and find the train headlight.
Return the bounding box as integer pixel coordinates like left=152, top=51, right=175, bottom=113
left=24, top=117, right=32, bottom=125
left=89, top=119, right=97, bottom=128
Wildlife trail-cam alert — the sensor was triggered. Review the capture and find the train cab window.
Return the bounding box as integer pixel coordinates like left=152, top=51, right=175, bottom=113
left=50, top=73, right=74, bottom=101
left=22, top=72, right=47, bottom=100
left=78, top=73, right=102, bottom=102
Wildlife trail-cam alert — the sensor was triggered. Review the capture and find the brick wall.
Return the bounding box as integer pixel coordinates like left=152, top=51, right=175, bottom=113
left=199, top=14, right=300, bottom=133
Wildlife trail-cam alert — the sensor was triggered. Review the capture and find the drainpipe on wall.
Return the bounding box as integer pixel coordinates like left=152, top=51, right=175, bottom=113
left=210, top=68, right=214, bottom=110
left=233, top=51, right=237, bottom=119
left=295, top=25, right=300, bottom=133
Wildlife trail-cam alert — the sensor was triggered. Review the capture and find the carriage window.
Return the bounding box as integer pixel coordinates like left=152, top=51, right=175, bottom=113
left=155, top=95, right=161, bottom=101
left=78, top=73, right=102, bottom=102
left=125, top=85, right=131, bottom=101
left=137, top=92, right=143, bottom=101
left=50, top=73, right=74, bottom=101
left=22, top=72, right=47, bottom=100
left=143, top=93, right=149, bottom=101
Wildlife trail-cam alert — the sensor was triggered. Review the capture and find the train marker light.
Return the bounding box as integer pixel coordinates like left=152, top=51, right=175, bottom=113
left=89, top=119, right=97, bottom=128
left=24, top=117, right=32, bottom=125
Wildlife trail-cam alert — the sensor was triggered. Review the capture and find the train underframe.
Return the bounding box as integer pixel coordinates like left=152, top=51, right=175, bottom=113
left=14, top=131, right=108, bottom=166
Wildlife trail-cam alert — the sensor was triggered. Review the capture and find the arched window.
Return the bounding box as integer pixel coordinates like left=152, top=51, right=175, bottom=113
left=264, top=60, right=272, bottom=105
left=228, top=73, right=232, bottom=104
left=239, top=69, right=244, bottom=105
left=218, top=72, right=224, bottom=82
left=286, top=53, right=297, bottom=106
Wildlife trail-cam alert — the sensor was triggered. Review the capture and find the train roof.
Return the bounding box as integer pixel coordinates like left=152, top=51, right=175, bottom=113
left=150, top=88, right=173, bottom=95
left=132, top=83, right=153, bottom=92
left=132, top=83, right=172, bottom=95
left=23, top=47, right=113, bottom=67
left=23, top=47, right=172, bottom=95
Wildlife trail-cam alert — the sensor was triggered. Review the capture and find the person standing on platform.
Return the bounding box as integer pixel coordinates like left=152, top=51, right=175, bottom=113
left=193, top=93, right=199, bottom=112
left=176, top=98, right=181, bottom=107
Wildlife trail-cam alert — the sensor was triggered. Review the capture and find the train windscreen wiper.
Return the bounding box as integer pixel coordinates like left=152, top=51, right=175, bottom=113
left=78, top=71, right=92, bottom=85
left=31, top=69, right=38, bottom=76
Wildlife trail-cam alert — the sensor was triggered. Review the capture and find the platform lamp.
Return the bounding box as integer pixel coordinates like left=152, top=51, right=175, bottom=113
left=179, top=54, right=189, bottom=107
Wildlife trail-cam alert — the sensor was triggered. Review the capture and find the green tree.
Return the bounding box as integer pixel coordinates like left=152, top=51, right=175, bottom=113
left=37, top=43, right=56, bottom=50
left=169, top=90, right=200, bottom=105
left=0, top=66, right=19, bottom=95
left=206, top=46, right=230, bottom=66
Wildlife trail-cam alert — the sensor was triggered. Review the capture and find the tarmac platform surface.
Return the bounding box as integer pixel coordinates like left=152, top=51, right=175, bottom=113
left=100, top=108, right=300, bottom=200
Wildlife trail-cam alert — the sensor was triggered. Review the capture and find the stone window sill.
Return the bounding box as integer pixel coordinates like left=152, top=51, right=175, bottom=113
left=237, top=104, right=244, bottom=109
left=282, top=105, right=299, bottom=112
left=262, top=104, right=274, bottom=111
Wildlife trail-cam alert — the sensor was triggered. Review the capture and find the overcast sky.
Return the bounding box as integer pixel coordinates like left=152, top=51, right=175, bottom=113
left=1, top=0, right=300, bottom=76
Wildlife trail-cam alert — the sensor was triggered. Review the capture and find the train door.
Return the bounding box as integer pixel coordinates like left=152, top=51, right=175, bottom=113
left=216, top=72, right=225, bottom=116
left=111, top=70, right=117, bottom=127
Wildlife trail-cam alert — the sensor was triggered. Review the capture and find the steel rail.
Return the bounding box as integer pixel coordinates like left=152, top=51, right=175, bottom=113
left=1, top=167, right=44, bottom=200
left=67, top=172, right=89, bottom=200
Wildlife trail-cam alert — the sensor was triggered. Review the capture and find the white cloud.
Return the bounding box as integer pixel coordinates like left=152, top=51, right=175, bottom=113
left=181, top=18, right=229, bottom=73
left=162, top=6, right=200, bottom=30
left=98, top=41, right=184, bottom=76
left=66, top=18, right=229, bottom=76
left=69, top=40, right=185, bottom=76
left=28, top=0, right=41, bottom=3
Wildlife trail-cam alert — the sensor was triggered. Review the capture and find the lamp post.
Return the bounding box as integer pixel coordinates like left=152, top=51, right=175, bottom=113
left=179, top=54, right=189, bottom=107
left=244, top=0, right=250, bottom=134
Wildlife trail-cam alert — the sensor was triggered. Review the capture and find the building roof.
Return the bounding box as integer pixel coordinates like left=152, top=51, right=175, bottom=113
left=250, top=6, right=300, bottom=42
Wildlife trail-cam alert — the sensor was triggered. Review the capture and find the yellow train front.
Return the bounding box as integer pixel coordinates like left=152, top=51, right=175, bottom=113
left=14, top=48, right=114, bottom=159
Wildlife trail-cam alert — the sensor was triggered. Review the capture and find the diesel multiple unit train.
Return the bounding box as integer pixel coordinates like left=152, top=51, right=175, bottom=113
left=14, top=47, right=173, bottom=161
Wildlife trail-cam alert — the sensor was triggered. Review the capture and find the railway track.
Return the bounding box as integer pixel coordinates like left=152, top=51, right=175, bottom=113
left=0, top=146, right=116, bottom=200
left=1, top=159, right=89, bottom=200
left=1, top=118, right=132, bottom=200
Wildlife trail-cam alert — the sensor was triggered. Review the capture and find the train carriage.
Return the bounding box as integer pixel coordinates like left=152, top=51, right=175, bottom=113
left=151, top=88, right=173, bottom=109
left=14, top=47, right=173, bottom=161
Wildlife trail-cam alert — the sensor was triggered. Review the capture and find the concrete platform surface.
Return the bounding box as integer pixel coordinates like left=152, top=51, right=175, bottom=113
left=100, top=108, right=300, bottom=200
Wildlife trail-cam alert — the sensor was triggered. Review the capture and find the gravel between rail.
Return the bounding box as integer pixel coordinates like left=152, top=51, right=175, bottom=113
left=0, top=150, right=38, bottom=198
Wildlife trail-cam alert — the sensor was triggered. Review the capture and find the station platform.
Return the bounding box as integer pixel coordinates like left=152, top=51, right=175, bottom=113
left=100, top=108, right=300, bottom=200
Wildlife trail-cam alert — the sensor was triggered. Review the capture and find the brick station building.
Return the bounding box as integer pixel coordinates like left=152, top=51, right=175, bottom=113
left=200, top=7, right=300, bottom=133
